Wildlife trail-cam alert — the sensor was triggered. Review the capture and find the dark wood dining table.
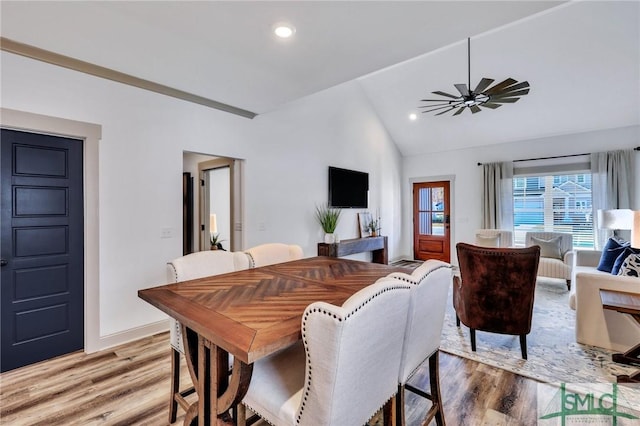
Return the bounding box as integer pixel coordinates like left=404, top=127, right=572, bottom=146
left=138, top=256, right=410, bottom=426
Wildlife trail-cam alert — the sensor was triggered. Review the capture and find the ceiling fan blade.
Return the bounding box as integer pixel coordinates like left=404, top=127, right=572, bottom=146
left=484, top=78, right=518, bottom=95
left=473, top=78, right=494, bottom=94
left=492, top=88, right=530, bottom=98
left=491, top=81, right=529, bottom=93
left=435, top=107, right=457, bottom=116
left=488, top=97, right=520, bottom=103
left=453, top=106, right=466, bottom=116
left=481, top=103, right=502, bottom=109
left=432, top=91, right=460, bottom=99
left=454, top=84, right=470, bottom=97
left=418, top=103, right=455, bottom=108
left=420, top=99, right=457, bottom=102
left=421, top=104, right=459, bottom=113
left=470, top=105, right=482, bottom=113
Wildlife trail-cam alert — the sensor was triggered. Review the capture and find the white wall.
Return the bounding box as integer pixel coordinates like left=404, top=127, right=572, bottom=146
left=400, top=125, right=640, bottom=264
left=244, top=82, right=404, bottom=260
left=0, top=51, right=403, bottom=349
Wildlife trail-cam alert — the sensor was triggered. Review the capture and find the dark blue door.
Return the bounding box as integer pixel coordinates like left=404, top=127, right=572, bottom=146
left=1, top=129, right=84, bottom=372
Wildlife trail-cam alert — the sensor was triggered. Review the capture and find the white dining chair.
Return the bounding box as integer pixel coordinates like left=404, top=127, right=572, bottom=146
left=240, top=277, right=411, bottom=426
left=244, top=243, right=304, bottom=267
left=389, top=260, right=453, bottom=426
left=166, top=250, right=251, bottom=423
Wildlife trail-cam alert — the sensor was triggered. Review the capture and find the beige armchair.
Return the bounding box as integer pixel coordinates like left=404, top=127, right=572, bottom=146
left=245, top=243, right=304, bottom=267
left=525, top=231, right=574, bottom=290
left=474, top=229, right=513, bottom=248
left=166, top=250, right=251, bottom=423
left=241, top=278, right=411, bottom=426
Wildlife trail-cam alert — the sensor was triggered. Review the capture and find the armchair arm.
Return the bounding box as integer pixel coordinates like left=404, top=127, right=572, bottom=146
left=563, top=250, right=575, bottom=266
left=452, top=275, right=467, bottom=324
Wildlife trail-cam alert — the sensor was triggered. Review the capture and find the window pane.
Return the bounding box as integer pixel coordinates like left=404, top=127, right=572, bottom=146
left=432, top=213, right=444, bottom=235
left=419, top=212, right=431, bottom=234
left=419, top=188, right=430, bottom=211
left=431, top=187, right=444, bottom=211
left=513, top=173, right=593, bottom=248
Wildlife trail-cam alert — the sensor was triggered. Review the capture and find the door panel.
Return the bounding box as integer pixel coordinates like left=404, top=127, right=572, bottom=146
left=1, top=129, right=84, bottom=372
left=413, top=181, right=451, bottom=262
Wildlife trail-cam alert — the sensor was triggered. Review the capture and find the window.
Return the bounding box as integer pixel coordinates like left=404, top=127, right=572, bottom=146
left=512, top=173, right=593, bottom=248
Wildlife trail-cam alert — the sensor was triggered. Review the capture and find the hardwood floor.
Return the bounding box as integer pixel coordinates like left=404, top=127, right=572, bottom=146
left=0, top=332, right=545, bottom=425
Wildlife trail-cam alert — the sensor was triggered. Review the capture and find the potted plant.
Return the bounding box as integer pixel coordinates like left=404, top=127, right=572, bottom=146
left=315, top=204, right=341, bottom=243
left=210, top=233, right=225, bottom=250
left=367, top=218, right=379, bottom=237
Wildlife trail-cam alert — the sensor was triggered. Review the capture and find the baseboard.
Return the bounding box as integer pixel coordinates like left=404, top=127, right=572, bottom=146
left=89, top=319, right=170, bottom=353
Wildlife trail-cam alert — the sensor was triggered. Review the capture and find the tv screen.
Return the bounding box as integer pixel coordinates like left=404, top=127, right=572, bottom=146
left=328, top=166, right=369, bottom=208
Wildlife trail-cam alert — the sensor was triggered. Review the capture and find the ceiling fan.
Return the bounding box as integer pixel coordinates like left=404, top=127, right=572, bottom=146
left=420, top=38, right=530, bottom=116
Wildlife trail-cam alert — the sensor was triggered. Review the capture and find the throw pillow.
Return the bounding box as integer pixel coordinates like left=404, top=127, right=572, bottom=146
left=611, top=246, right=640, bottom=275
left=617, top=253, right=640, bottom=277
left=476, top=234, right=500, bottom=248
left=531, top=236, right=563, bottom=260
left=597, top=237, right=630, bottom=273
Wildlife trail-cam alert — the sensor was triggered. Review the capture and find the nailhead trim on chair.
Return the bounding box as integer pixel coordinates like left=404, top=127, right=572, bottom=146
left=391, top=264, right=452, bottom=285
left=295, top=284, right=409, bottom=425
left=168, top=263, right=179, bottom=283
left=246, top=252, right=256, bottom=269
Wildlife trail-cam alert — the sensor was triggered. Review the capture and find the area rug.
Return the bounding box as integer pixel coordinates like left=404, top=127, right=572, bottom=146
left=439, top=277, right=638, bottom=385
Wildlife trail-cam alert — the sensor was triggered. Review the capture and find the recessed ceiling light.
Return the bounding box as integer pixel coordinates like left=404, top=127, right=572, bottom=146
left=409, top=113, right=418, bottom=121
left=274, top=24, right=295, bottom=39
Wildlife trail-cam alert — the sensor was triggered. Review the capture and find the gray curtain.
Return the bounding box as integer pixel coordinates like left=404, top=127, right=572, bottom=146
left=591, top=149, right=636, bottom=248
left=482, top=162, right=514, bottom=229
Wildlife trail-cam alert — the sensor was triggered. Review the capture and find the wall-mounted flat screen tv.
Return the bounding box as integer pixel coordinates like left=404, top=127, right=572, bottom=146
left=328, top=166, right=369, bottom=208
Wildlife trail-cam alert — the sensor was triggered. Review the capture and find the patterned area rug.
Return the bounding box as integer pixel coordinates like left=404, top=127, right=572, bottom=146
left=440, top=277, right=638, bottom=384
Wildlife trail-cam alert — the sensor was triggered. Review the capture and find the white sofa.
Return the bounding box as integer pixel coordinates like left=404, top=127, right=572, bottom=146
left=570, top=249, right=640, bottom=352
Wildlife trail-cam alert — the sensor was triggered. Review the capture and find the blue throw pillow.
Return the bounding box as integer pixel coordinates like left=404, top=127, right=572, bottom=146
left=611, top=246, right=640, bottom=275
left=597, top=237, right=630, bottom=273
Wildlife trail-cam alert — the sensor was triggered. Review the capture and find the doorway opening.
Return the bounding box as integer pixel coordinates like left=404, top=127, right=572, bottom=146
left=183, top=153, right=244, bottom=254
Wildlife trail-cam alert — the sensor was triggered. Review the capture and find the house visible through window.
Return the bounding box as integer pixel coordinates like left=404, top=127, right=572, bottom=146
left=512, top=173, right=593, bottom=248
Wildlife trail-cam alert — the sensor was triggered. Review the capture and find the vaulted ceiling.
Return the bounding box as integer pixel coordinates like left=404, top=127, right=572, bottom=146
left=2, top=1, right=638, bottom=156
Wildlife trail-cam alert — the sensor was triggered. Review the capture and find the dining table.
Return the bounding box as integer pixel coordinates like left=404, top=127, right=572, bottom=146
left=138, top=256, right=410, bottom=426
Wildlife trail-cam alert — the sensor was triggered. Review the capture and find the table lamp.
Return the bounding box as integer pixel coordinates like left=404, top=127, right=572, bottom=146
left=596, top=209, right=632, bottom=239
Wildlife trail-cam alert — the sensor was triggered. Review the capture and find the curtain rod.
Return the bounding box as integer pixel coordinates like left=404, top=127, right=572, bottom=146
left=477, top=146, right=640, bottom=166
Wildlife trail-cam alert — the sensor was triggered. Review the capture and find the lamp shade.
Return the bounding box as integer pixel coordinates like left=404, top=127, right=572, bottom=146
left=596, top=209, right=633, bottom=230
left=209, top=213, right=218, bottom=234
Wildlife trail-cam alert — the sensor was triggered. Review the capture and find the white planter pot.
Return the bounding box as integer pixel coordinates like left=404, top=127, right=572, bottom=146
left=324, top=233, right=336, bottom=244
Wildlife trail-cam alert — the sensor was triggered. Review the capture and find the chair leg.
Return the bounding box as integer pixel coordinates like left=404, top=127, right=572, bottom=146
left=520, top=334, right=527, bottom=359
left=169, top=347, right=180, bottom=424
left=396, top=384, right=406, bottom=426
left=470, top=329, right=476, bottom=352
left=455, top=315, right=460, bottom=327
left=429, top=351, right=446, bottom=426
left=566, top=279, right=571, bottom=291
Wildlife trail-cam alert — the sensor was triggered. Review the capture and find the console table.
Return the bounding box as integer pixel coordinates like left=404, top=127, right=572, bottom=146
left=317, top=236, right=388, bottom=264
left=600, top=288, right=640, bottom=383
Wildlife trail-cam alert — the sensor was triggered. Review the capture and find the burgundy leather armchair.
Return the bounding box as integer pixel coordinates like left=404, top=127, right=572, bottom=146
left=453, top=242, right=540, bottom=359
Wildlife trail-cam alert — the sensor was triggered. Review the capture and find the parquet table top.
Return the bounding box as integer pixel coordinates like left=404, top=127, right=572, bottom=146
left=139, top=256, right=408, bottom=364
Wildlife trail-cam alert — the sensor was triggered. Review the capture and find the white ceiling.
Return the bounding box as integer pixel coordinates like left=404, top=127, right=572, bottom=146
left=1, top=1, right=638, bottom=156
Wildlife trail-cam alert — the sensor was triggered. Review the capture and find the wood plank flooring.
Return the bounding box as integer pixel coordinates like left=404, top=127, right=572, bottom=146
left=0, top=332, right=545, bottom=425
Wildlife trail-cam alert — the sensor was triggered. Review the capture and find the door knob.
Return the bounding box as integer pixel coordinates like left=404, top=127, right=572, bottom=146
left=0, top=259, right=7, bottom=267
